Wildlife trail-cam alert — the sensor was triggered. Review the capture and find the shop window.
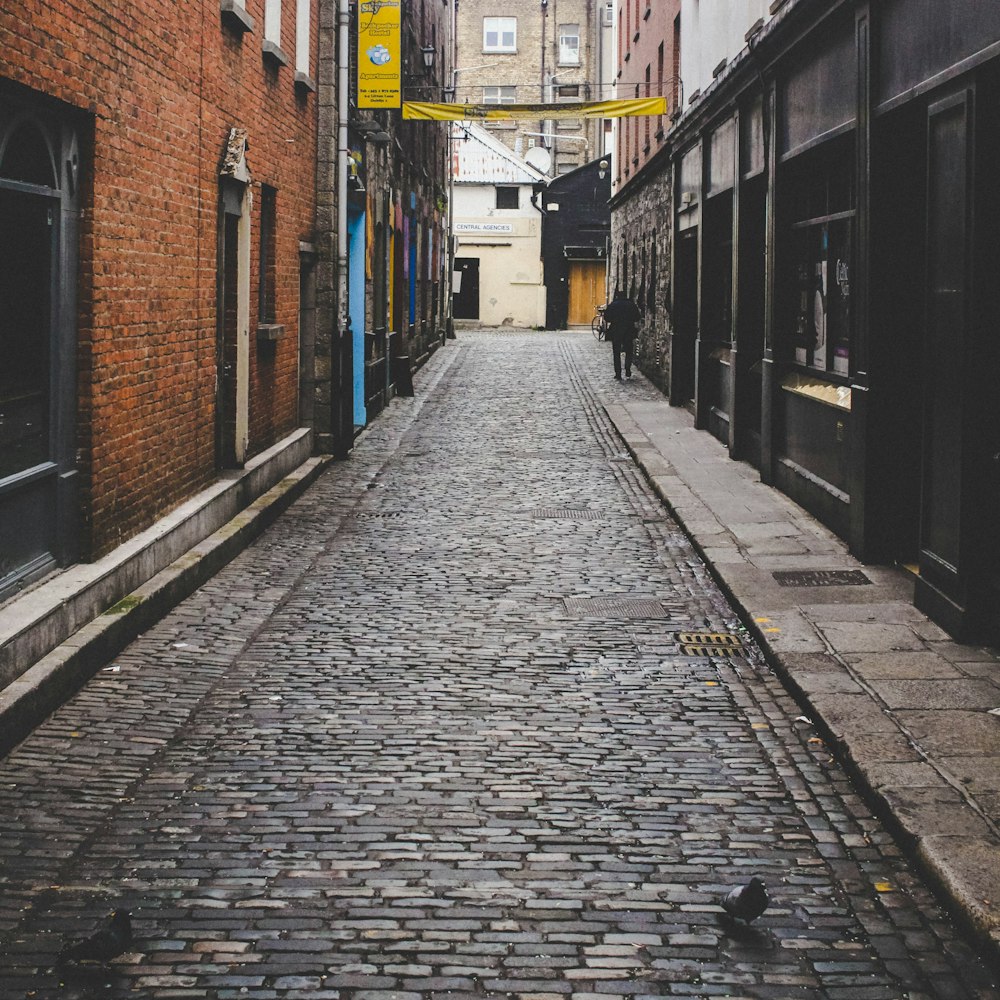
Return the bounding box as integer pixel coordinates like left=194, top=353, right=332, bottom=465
left=782, top=139, right=854, bottom=376
left=483, top=17, right=516, bottom=52
left=495, top=186, right=518, bottom=209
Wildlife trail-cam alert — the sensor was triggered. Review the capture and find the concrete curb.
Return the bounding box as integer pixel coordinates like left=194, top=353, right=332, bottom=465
left=605, top=403, right=1000, bottom=970
left=0, top=454, right=332, bottom=758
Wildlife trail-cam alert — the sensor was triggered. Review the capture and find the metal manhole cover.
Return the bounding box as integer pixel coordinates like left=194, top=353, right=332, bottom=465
left=533, top=508, right=603, bottom=520
left=772, top=569, right=871, bottom=587
left=564, top=597, right=681, bottom=619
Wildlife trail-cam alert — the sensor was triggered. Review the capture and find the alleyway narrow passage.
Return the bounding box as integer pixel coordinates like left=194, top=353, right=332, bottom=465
left=0, top=332, right=996, bottom=998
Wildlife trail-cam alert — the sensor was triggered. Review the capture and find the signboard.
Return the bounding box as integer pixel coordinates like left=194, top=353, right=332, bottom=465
left=358, top=0, right=401, bottom=109
left=403, top=96, right=667, bottom=122
left=454, top=222, right=514, bottom=234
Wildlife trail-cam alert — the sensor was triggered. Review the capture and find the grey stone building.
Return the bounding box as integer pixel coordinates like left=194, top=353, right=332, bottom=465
left=607, top=0, right=679, bottom=396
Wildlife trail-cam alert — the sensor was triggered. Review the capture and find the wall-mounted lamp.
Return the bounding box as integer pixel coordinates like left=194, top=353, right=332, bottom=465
left=421, top=45, right=435, bottom=71
left=598, top=159, right=609, bottom=180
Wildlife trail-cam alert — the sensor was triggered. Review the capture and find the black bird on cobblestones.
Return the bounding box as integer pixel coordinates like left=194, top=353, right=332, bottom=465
left=721, top=877, right=769, bottom=923
left=58, top=909, right=133, bottom=965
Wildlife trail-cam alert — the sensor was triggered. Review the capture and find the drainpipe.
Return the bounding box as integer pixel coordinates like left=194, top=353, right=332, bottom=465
left=335, top=0, right=353, bottom=458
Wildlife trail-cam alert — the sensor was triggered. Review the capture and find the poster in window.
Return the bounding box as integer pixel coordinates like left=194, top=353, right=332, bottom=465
left=812, top=257, right=827, bottom=371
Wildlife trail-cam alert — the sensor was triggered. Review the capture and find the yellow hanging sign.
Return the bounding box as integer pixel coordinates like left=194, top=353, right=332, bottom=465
left=402, top=96, right=668, bottom=122
left=358, top=0, right=401, bottom=109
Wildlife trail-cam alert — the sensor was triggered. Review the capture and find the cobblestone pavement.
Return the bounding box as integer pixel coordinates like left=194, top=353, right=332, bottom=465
left=1, top=330, right=997, bottom=999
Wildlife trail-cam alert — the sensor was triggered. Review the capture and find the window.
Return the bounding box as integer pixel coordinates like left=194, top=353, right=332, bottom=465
left=259, top=185, right=277, bottom=325
left=557, top=85, right=580, bottom=99
left=483, top=16, right=516, bottom=52
left=495, top=186, right=519, bottom=209
left=264, top=0, right=280, bottom=44
left=295, top=0, right=310, bottom=75
left=483, top=85, right=516, bottom=104
left=558, top=23, right=580, bottom=64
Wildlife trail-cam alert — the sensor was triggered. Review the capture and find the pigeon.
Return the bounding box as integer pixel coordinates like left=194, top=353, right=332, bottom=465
left=58, top=909, right=133, bottom=965
left=721, top=877, right=768, bottom=923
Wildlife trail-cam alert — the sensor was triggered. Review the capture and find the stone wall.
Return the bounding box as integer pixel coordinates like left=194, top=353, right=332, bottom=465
left=609, top=160, right=672, bottom=394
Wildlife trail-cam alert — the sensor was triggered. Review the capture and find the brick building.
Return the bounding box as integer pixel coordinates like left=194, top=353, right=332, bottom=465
left=454, top=0, right=615, bottom=178
left=0, top=0, right=318, bottom=598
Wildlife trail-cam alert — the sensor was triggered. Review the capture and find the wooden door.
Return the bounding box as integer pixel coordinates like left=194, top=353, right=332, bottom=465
left=567, top=260, right=606, bottom=326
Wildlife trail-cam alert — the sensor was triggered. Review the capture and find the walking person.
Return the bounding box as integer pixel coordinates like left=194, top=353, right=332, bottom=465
left=602, top=287, right=642, bottom=380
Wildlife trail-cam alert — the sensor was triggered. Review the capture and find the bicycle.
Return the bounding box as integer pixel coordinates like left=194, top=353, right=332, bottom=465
left=591, top=304, right=608, bottom=341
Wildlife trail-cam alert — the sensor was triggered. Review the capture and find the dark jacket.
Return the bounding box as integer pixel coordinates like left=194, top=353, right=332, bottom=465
left=603, top=295, right=641, bottom=340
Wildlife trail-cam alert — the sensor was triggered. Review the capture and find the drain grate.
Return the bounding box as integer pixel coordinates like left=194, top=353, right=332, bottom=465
left=564, top=597, right=681, bottom=619
left=353, top=510, right=406, bottom=519
left=533, top=508, right=604, bottom=520
left=676, top=631, right=745, bottom=657
left=773, top=569, right=871, bottom=587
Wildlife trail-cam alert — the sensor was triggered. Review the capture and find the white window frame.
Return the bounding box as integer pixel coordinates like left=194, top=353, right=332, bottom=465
left=483, top=17, right=517, bottom=53
left=558, top=23, right=580, bottom=65
left=264, top=0, right=281, bottom=44
left=483, top=85, right=517, bottom=104
left=295, top=0, right=310, bottom=74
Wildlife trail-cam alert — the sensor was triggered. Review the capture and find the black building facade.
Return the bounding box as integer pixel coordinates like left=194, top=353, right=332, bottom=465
left=659, top=0, right=1000, bottom=640
left=540, top=157, right=613, bottom=330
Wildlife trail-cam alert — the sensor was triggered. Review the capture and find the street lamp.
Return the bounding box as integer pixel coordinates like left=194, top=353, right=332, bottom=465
left=421, top=45, right=435, bottom=71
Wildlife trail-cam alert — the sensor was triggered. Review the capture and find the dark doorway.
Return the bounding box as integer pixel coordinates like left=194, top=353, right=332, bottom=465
left=453, top=257, right=480, bottom=320
left=672, top=228, right=698, bottom=407
left=217, top=184, right=241, bottom=470
left=915, top=88, right=972, bottom=632
left=0, top=104, right=79, bottom=601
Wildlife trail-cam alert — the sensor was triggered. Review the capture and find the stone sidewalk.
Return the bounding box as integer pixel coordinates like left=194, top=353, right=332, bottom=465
left=603, top=394, right=1000, bottom=957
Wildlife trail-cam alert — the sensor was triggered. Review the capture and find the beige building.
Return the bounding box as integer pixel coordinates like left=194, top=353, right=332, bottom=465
left=452, top=124, right=548, bottom=327
left=454, top=0, right=615, bottom=176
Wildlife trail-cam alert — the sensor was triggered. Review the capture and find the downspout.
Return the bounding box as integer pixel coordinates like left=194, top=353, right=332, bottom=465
left=540, top=0, right=548, bottom=144
left=335, top=0, right=353, bottom=458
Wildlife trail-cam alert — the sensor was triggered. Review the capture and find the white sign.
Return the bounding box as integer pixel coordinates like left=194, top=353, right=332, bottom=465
left=454, top=222, right=514, bottom=234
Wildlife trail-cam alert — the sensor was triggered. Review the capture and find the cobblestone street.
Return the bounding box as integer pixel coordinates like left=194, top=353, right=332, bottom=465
left=0, top=331, right=997, bottom=999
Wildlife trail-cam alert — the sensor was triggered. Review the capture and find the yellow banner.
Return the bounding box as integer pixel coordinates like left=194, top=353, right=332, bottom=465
left=403, top=96, right=667, bottom=122
left=358, top=0, right=401, bottom=109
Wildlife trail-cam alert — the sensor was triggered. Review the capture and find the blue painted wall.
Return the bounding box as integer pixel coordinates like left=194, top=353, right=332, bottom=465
left=348, top=206, right=367, bottom=427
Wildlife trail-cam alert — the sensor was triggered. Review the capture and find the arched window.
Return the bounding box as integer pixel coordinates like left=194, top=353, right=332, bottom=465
left=0, top=120, right=56, bottom=188
left=648, top=236, right=657, bottom=316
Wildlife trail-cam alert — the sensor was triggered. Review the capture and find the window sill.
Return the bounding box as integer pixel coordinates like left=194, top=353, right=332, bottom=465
left=263, top=39, right=289, bottom=68
left=221, top=0, right=254, bottom=34
left=483, top=48, right=517, bottom=55
left=294, top=71, right=316, bottom=93
left=257, top=323, right=285, bottom=342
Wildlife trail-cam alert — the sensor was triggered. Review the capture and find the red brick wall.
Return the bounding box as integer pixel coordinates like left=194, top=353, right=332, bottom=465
left=0, top=0, right=317, bottom=557
left=614, top=0, right=678, bottom=192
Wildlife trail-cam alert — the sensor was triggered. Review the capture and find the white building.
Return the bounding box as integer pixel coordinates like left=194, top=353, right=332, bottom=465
left=452, top=124, right=549, bottom=328
left=679, top=0, right=774, bottom=103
